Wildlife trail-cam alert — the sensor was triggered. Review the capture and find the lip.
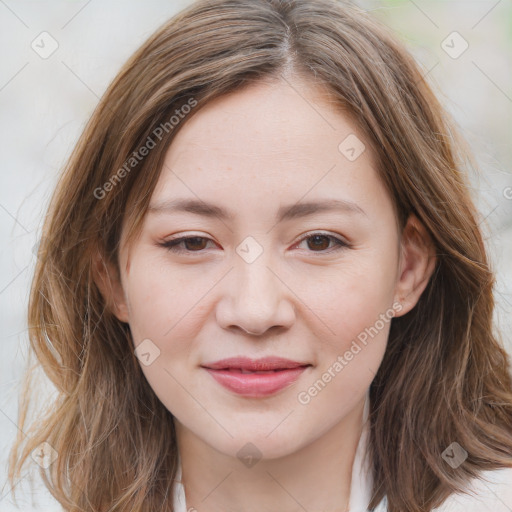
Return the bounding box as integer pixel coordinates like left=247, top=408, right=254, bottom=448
left=201, top=356, right=312, bottom=398
left=202, top=356, right=310, bottom=371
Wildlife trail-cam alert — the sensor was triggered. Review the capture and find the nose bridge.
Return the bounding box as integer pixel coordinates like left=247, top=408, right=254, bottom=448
left=216, top=237, right=295, bottom=335
left=235, top=245, right=279, bottom=316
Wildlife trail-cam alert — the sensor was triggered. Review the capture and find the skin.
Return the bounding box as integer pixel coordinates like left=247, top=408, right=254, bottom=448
left=96, top=75, right=436, bottom=512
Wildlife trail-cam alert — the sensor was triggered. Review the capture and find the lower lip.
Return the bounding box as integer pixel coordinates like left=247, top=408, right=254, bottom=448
left=203, top=366, right=310, bottom=397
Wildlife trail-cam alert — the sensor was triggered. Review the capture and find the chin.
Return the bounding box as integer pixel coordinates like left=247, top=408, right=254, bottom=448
left=211, top=426, right=306, bottom=463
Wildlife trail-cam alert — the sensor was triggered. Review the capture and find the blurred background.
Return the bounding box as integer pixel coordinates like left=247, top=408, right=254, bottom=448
left=0, top=0, right=510, bottom=510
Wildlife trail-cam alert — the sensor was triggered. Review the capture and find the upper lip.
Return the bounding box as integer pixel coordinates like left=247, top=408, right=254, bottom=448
left=201, top=356, right=311, bottom=371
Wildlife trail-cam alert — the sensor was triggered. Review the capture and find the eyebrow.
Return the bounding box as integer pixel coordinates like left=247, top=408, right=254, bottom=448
left=148, top=197, right=367, bottom=222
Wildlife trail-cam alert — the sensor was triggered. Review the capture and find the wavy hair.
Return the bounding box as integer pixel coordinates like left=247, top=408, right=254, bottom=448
left=8, top=0, right=512, bottom=510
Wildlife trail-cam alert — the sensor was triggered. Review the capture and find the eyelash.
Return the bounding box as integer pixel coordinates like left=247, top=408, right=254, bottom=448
left=159, top=232, right=349, bottom=255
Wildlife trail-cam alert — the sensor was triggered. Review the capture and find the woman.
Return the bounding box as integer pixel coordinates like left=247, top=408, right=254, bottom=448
left=8, top=0, right=512, bottom=511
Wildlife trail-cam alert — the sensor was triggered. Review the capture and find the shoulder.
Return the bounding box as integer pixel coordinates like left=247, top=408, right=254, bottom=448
left=371, top=467, right=512, bottom=512
left=433, top=467, right=512, bottom=512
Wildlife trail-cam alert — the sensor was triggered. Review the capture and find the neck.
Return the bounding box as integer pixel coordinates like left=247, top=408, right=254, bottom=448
left=174, top=396, right=367, bottom=512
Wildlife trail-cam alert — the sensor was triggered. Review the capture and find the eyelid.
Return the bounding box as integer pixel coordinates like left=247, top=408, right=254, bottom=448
left=293, top=230, right=350, bottom=246
left=292, top=231, right=350, bottom=254
left=159, top=231, right=350, bottom=255
left=160, top=233, right=217, bottom=253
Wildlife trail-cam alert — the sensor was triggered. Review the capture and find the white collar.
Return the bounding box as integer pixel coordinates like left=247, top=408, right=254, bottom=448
left=171, top=390, right=383, bottom=512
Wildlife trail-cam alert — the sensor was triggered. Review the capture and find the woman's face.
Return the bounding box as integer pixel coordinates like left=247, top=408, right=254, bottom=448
left=111, top=77, right=424, bottom=460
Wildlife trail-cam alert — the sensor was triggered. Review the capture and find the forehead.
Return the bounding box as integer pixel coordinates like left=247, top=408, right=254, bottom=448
left=166, top=78, right=366, bottom=170
left=154, top=78, right=381, bottom=199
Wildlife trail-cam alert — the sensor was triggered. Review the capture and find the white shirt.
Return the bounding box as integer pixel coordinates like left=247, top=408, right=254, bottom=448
left=171, top=391, right=512, bottom=511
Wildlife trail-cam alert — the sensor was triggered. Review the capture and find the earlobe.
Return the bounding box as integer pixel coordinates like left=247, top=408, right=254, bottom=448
left=394, top=214, right=437, bottom=317
left=91, top=251, right=130, bottom=323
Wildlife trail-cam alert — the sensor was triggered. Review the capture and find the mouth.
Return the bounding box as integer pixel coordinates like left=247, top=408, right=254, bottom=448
left=220, top=368, right=303, bottom=374
left=201, top=357, right=312, bottom=397
left=201, top=356, right=311, bottom=372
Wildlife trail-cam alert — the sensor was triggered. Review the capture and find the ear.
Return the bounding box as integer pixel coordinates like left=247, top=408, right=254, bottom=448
left=91, top=250, right=130, bottom=323
left=393, top=214, right=437, bottom=317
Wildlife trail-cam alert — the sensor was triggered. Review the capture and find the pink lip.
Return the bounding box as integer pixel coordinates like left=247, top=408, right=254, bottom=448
left=201, top=356, right=311, bottom=398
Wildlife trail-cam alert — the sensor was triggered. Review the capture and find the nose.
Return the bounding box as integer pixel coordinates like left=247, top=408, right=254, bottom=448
left=215, top=253, right=296, bottom=337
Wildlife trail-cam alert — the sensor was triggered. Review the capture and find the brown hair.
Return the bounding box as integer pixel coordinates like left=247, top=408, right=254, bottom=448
left=8, top=0, right=512, bottom=510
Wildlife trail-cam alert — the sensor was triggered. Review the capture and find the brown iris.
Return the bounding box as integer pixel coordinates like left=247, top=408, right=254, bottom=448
left=306, top=234, right=330, bottom=251
left=183, top=237, right=208, bottom=251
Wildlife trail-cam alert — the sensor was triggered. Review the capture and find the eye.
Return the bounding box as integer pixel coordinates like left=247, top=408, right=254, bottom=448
left=294, top=232, right=349, bottom=254
left=159, top=232, right=349, bottom=255
left=160, top=235, right=215, bottom=254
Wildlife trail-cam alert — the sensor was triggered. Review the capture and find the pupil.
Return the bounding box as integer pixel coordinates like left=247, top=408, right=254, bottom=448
left=186, top=237, right=206, bottom=250
left=309, top=235, right=328, bottom=251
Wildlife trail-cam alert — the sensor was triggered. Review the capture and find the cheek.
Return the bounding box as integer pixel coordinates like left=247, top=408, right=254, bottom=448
left=123, top=261, right=205, bottom=416
left=124, top=256, right=206, bottom=344
left=291, top=249, right=397, bottom=395
left=295, top=258, right=397, bottom=344
left=296, top=277, right=392, bottom=416
left=311, top=281, right=391, bottom=388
